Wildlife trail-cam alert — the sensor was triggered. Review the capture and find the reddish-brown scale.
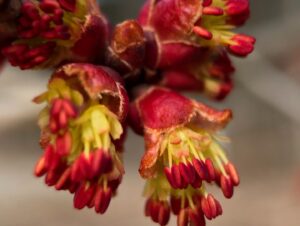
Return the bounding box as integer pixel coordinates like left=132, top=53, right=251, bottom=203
left=148, top=0, right=202, bottom=41
left=55, top=64, right=128, bottom=122
left=138, top=88, right=193, bottom=130
left=107, top=20, right=146, bottom=73
left=71, top=15, right=109, bottom=63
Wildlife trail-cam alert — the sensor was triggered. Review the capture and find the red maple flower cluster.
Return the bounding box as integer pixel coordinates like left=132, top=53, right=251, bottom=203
left=33, top=64, right=128, bottom=214
left=0, top=0, right=255, bottom=225
left=129, top=87, right=238, bottom=225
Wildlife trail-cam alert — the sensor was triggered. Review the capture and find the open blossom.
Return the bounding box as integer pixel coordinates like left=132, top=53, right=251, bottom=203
left=138, top=0, right=255, bottom=69
left=129, top=87, right=239, bottom=225
left=2, top=0, right=109, bottom=70
left=34, top=63, right=128, bottom=214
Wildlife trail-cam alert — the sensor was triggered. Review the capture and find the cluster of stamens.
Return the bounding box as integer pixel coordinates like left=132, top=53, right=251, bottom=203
left=34, top=78, right=124, bottom=214
left=144, top=126, right=239, bottom=225
left=2, top=0, right=80, bottom=69
left=193, top=0, right=255, bottom=56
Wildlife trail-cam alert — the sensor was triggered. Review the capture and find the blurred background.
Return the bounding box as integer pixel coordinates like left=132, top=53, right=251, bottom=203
left=1, top=0, right=300, bottom=226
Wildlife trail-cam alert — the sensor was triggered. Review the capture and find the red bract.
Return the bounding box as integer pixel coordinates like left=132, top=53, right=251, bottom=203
left=34, top=63, right=128, bottom=214
left=2, top=0, right=109, bottom=69
left=106, top=20, right=146, bottom=75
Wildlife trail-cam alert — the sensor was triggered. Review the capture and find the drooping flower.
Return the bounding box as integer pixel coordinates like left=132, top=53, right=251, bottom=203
left=34, top=63, right=128, bottom=214
left=137, top=0, right=255, bottom=69
left=129, top=87, right=239, bottom=225
left=2, top=0, right=109, bottom=70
